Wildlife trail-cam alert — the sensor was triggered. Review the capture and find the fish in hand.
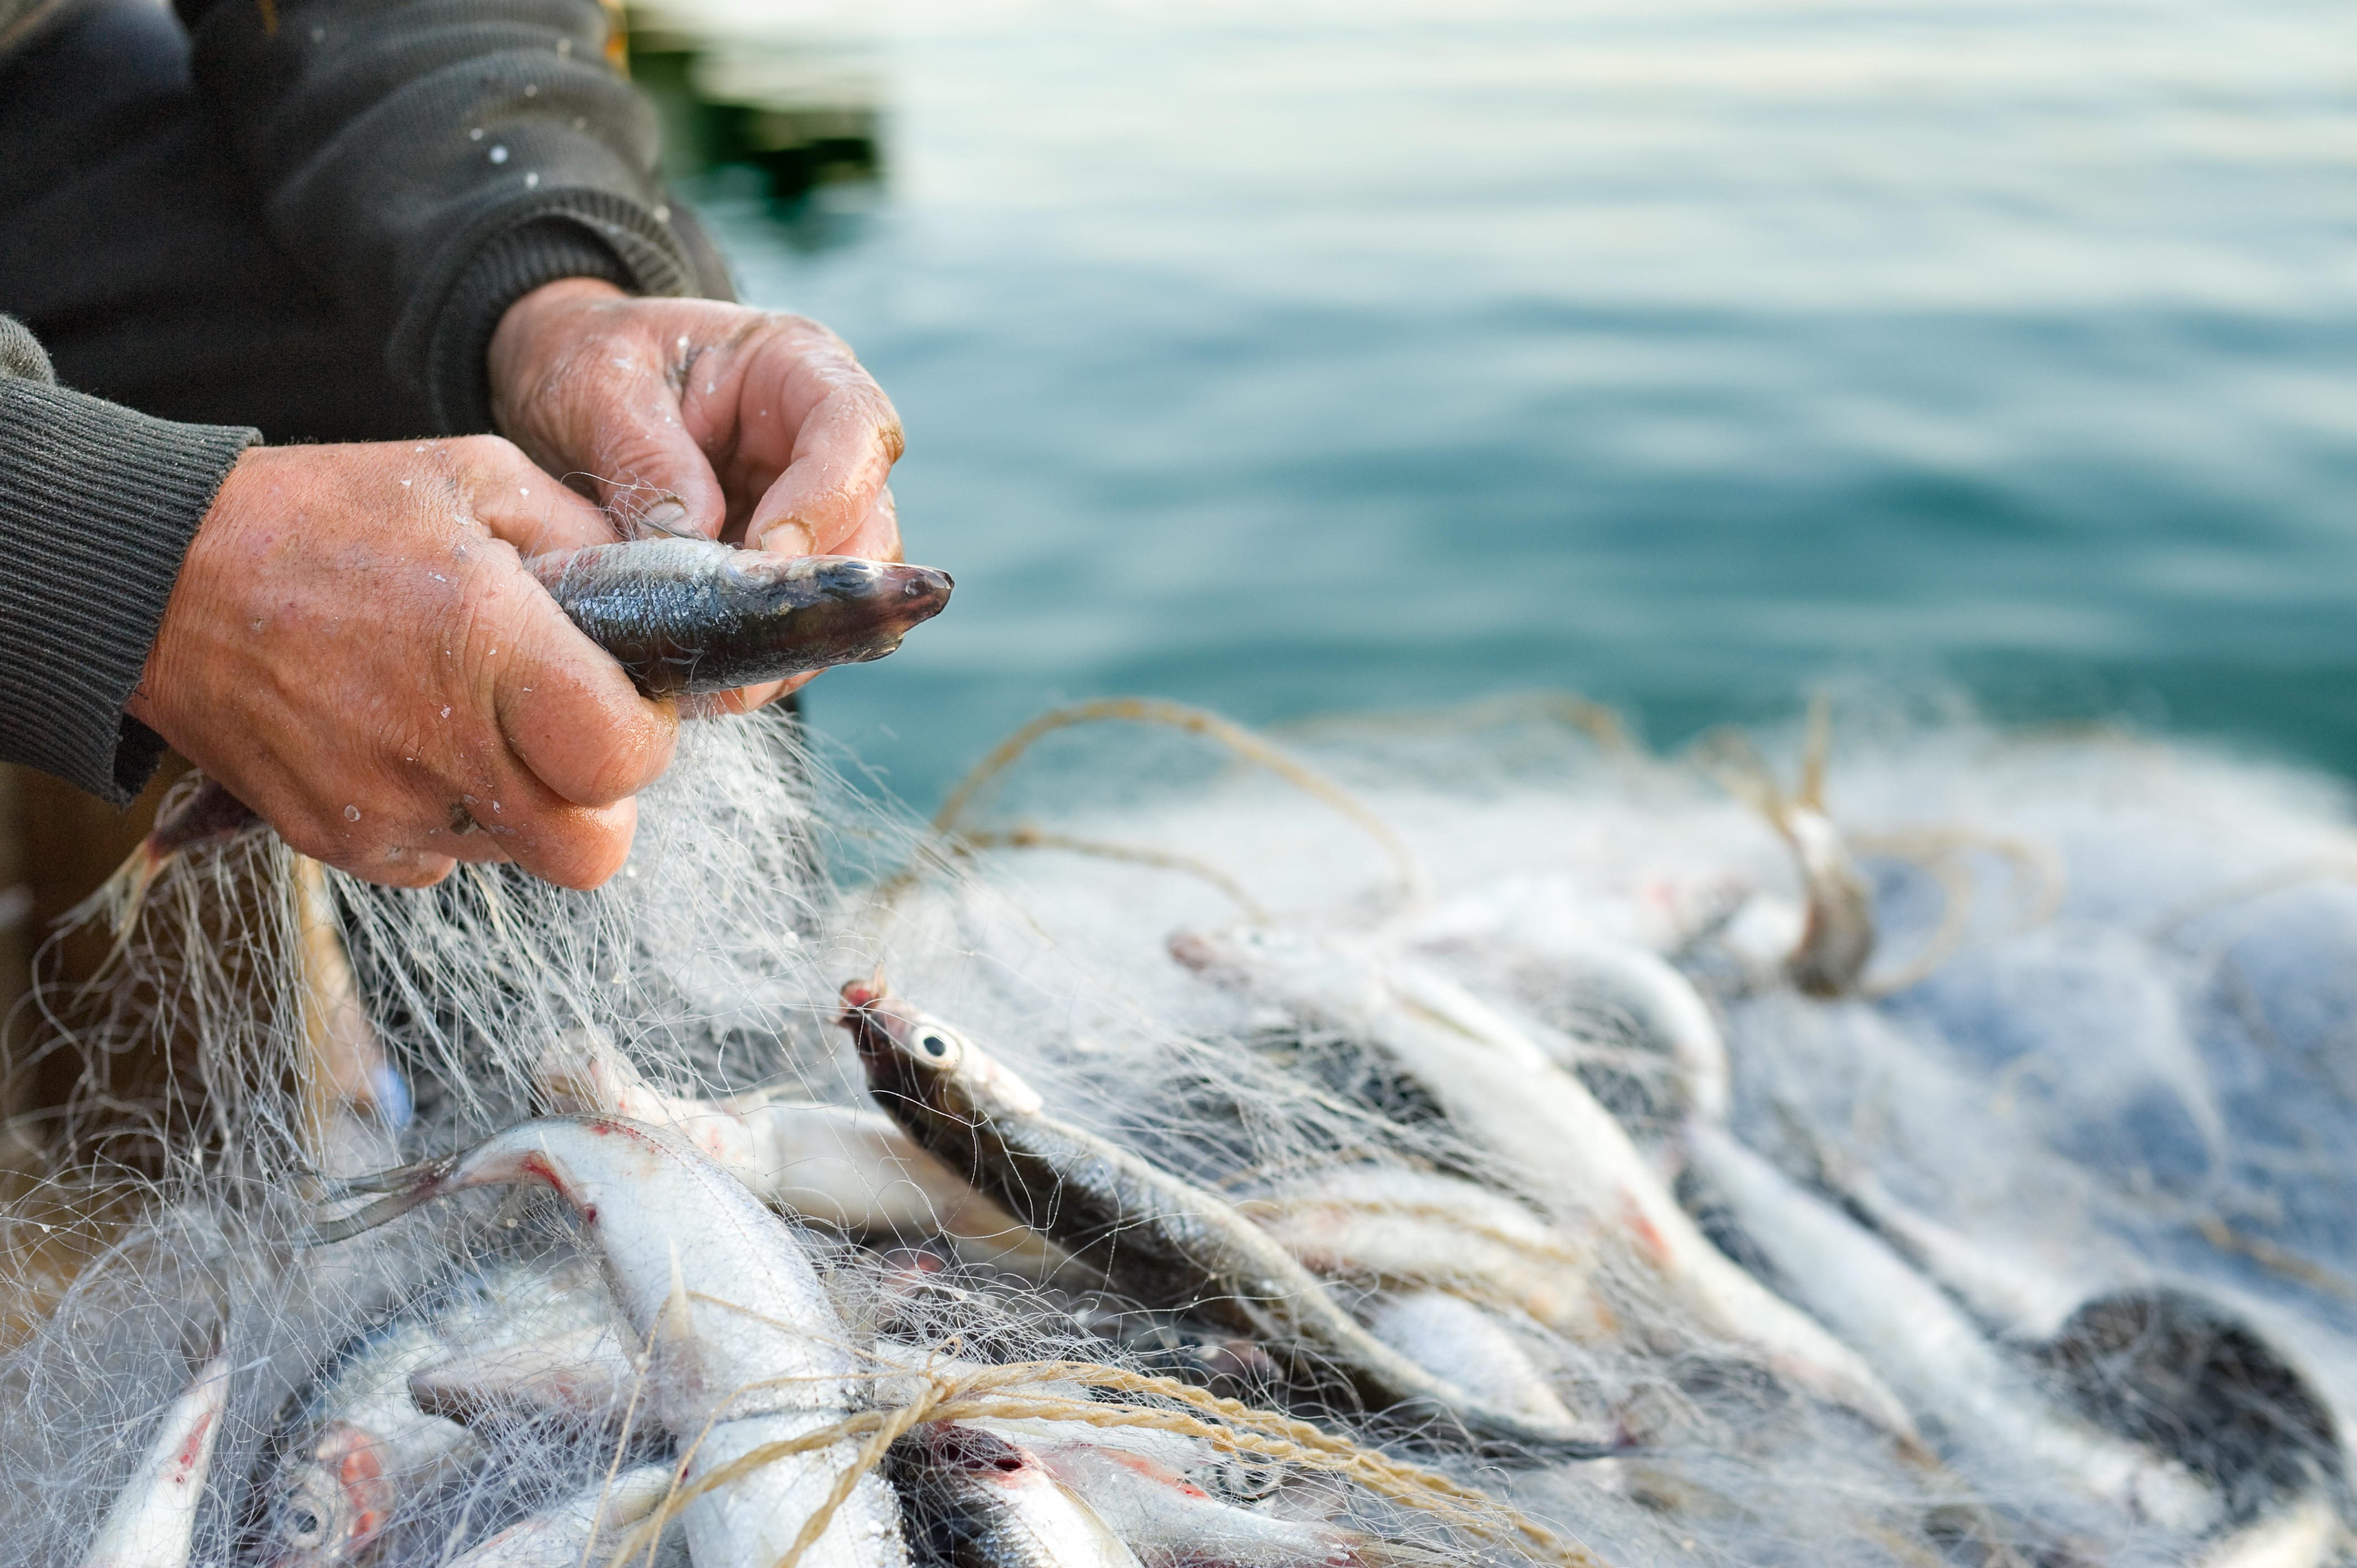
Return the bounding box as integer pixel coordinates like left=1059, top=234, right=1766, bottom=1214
left=528, top=540, right=952, bottom=697
left=89, top=538, right=949, bottom=909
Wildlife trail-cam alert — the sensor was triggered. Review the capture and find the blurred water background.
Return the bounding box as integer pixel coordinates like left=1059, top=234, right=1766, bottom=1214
left=630, top=0, right=2357, bottom=806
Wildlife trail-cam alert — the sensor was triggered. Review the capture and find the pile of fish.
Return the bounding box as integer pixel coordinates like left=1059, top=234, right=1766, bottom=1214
left=20, top=690, right=2357, bottom=1568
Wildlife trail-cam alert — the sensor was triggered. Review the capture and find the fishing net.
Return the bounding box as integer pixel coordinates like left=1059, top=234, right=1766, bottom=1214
left=3, top=690, right=2353, bottom=1567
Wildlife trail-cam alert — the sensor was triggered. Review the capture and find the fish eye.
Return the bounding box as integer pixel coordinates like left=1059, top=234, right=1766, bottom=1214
left=284, top=1505, right=325, bottom=1545
left=915, top=1030, right=957, bottom=1061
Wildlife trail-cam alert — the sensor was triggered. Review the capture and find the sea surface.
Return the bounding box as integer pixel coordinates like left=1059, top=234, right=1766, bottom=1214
left=634, top=0, right=2357, bottom=807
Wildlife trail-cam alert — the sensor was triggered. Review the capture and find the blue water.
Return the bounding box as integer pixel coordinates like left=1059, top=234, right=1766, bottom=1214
left=653, top=0, right=2357, bottom=805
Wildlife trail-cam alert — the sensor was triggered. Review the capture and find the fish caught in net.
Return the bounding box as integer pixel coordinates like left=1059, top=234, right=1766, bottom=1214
left=6, top=689, right=2355, bottom=1568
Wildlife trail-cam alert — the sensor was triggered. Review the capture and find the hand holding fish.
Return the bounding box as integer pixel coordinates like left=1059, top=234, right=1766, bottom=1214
left=125, top=437, right=678, bottom=890
left=487, top=280, right=907, bottom=711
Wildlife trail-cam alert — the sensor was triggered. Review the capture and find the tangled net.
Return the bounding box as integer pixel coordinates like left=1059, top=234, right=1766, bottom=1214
left=3, top=689, right=2354, bottom=1567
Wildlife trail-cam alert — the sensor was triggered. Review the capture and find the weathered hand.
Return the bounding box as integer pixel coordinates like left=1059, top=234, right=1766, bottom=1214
left=125, top=438, right=678, bottom=889
left=487, top=280, right=907, bottom=711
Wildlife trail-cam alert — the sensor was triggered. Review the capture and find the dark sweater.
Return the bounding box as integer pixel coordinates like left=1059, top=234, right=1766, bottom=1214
left=0, top=0, right=703, bottom=803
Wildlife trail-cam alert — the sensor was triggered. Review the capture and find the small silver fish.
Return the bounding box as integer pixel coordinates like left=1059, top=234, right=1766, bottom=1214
left=535, top=1035, right=1063, bottom=1277
left=1028, top=1441, right=1402, bottom=1568
left=78, top=1355, right=232, bottom=1568
left=1776, top=803, right=1876, bottom=998
left=1682, top=1119, right=2218, bottom=1531
left=892, top=1424, right=1143, bottom=1568
left=315, top=1116, right=908, bottom=1568
left=88, top=544, right=948, bottom=912
left=1233, top=1165, right=1613, bottom=1343
left=1170, top=925, right=1915, bottom=1436
left=839, top=980, right=1618, bottom=1456
left=1359, top=1292, right=1589, bottom=1438
left=444, top=1463, right=686, bottom=1568
left=264, top=1322, right=482, bottom=1568
left=528, top=540, right=952, bottom=697
left=405, top=1258, right=634, bottom=1426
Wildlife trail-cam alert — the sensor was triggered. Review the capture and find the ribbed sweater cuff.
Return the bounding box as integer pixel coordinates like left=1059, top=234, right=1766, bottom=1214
left=418, top=196, right=689, bottom=435
left=0, top=379, right=256, bottom=804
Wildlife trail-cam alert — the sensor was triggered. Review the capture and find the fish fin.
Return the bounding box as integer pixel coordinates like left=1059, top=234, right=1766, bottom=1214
left=645, top=1241, right=706, bottom=1415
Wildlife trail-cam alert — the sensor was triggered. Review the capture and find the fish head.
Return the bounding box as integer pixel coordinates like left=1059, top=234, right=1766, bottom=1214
left=748, top=555, right=954, bottom=666
left=821, top=559, right=953, bottom=653
left=915, top=1420, right=1035, bottom=1478
left=838, top=980, right=1044, bottom=1122
left=263, top=1422, right=393, bottom=1567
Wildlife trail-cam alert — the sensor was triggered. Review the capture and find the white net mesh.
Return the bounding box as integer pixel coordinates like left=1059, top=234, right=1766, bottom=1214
left=4, top=694, right=2353, bottom=1567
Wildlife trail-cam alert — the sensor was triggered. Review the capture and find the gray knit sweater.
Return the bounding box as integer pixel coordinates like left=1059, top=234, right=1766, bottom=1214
left=0, top=0, right=699, bottom=803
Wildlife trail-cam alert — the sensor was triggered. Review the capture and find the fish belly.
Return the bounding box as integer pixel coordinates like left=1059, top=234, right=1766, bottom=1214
left=684, top=1416, right=908, bottom=1568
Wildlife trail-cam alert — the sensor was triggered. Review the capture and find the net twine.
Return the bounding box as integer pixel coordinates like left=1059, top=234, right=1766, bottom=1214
left=604, top=1356, right=1612, bottom=1568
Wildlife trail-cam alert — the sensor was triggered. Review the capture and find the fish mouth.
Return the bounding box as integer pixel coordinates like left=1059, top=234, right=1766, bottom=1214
left=800, top=561, right=953, bottom=664
left=867, top=563, right=954, bottom=630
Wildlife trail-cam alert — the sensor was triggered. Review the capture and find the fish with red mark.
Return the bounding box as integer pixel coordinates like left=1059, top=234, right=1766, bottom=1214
left=262, top=1322, right=482, bottom=1568
left=77, top=1354, right=233, bottom=1568
left=314, top=1115, right=908, bottom=1568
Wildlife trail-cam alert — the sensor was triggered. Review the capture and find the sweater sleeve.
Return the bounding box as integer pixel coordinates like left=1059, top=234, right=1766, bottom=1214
left=176, top=0, right=710, bottom=435
left=0, top=317, right=258, bottom=804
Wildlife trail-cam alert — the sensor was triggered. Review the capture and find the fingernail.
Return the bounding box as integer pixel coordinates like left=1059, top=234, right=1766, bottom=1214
left=635, top=499, right=694, bottom=540
left=757, top=519, right=816, bottom=556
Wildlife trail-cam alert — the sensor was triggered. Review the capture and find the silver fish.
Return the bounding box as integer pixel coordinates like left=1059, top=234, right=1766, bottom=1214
left=1169, top=925, right=1913, bottom=1437
left=536, top=1036, right=1063, bottom=1277
left=1682, top=1118, right=2218, bottom=1531
left=1809, top=1144, right=2088, bottom=1343
left=1532, top=938, right=1732, bottom=1126
left=893, top=1423, right=1143, bottom=1568
left=78, top=1354, right=232, bottom=1568
left=317, top=1116, right=907, bottom=1568
left=838, top=981, right=1618, bottom=1456
left=1233, top=1165, right=1612, bottom=1343
left=404, top=1255, right=632, bottom=1424
left=528, top=540, right=951, bottom=697
left=1028, top=1441, right=1399, bottom=1568
left=1358, top=1292, right=1589, bottom=1438
left=264, top=1321, right=482, bottom=1568
left=445, top=1463, right=686, bottom=1568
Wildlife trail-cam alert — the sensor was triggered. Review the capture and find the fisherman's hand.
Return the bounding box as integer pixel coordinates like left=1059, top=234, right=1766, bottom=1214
left=125, top=439, right=678, bottom=890
left=486, top=279, right=906, bottom=711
